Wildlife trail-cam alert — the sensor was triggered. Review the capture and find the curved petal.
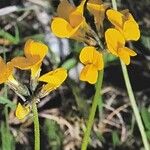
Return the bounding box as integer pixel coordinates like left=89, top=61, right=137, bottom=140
left=38, top=68, right=67, bottom=87
left=118, top=47, right=136, bottom=65
left=24, top=39, right=48, bottom=60
left=80, top=64, right=98, bottom=84
left=106, top=9, right=123, bottom=29
left=15, top=103, right=30, bottom=120
left=51, top=17, right=73, bottom=38
left=31, top=63, right=41, bottom=79
left=11, top=56, right=40, bottom=70
left=69, top=0, right=86, bottom=27
left=79, top=46, right=95, bottom=65
left=0, top=57, right=8, bottom=84
left=93, top=50, right=104, bottom=70
left=57, top=0, right=75, bottom=21
left=87, top=3, right=107, bottom=28
left=105, top=28, right=125, bottom=56
left=123, top=20, right=140, bottom=41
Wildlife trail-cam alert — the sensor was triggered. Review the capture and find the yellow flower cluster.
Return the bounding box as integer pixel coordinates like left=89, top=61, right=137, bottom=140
left=0, top=40, right=67, bottom=119
left=51, top=0, right=140, bottom=84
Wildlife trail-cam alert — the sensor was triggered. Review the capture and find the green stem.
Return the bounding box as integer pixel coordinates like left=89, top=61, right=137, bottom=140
left=111, top=1, right=149, bottom=149
left=81, top=70, right=104, bottom=150
left=121, top=61, right=150, bottom=150
left=32, top=102, right=40, bottom=150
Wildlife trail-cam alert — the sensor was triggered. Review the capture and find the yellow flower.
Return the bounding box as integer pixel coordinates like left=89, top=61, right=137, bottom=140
left=11, top=39, right=48, bottom=78
left=105, top=28, right=137, bottom=65
left=15, top=103, right=30, bottom=120
left=79, top=46, right=103, bottom=84
left=106, top=9, right=140, bottom=41
left=0, top=56, right=14, bottom=84
left=51, top=0, right=88, bottom=40
left=38, top=68, right=67, bottom=98
left=87, top=0, right=108, bottom=30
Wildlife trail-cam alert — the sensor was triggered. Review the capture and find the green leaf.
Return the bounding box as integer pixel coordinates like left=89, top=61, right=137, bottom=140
left=0, top=96, right=16, bottom=109
left=112, top=131, right=120, bottom=146
left=141, top=107, right=150, bottom=130
left=141, top=35, right=150, bottom=49
left=61, top=58, right=77, bottom=70
left=0, top=26, right=20, bottom=44
left=0, top=122, right=15, bottom=150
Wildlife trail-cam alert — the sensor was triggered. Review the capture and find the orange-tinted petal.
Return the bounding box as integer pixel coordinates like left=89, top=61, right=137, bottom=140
left=87, top=3, right=107, bottom=28
left=57, top=0, right=75, bottom=21
left=51, top=17, right=73, bottom=38
left=38, top=68, right=67, bottom=87
left=123, top=20, right=140, bottom=41
left=24, top=39, right=48, bottom=60
left=105, top=28, right=125, bottom=56
left=15, top=103, right=30, bottom=120
left=106, top=9, right=123, bottom=29
left=0, top=57, right=8, bottom=84
left=80, top=64, right=98, bottom=84
left=0, top=57, right=14, bottom=84
left=11, top=56, right=40, bottom=70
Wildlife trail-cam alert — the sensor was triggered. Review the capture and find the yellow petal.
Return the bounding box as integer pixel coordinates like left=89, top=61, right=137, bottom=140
left=40, top=83, right=56, bottom=95
left=11, top=56, right=40, bottom=69
left=38, top=68, right=67, bottom=87
left=69, top=0, right=86, bottom=27
left=15, top=103, right=30, bottom=120
left=118, top=47, right=136, bottom=65
left=24, top=39, right=48, bottom=60
left=106, top=9, right=123, bottom=29
left=79, top=46, right=95, bottom=65
left=0, top=57, right=14, bottom=84
left=31, top=63, right=41, bottom=79
left=87, top=3, right=107, bottom=28
left=57, top=0, right=75, bottom=21
left=123, top=20, right=140, bottom=41
left=105, top=28, right=125, bottom=56
left=93, top=50, right=104, bottom=70
left=88, top=0, right=103, bottom=4
left=51, top=17, right=73, bottom=38
left=0, top=57, right=8, bottom=84
left=80, top=64, right=98, bottom=84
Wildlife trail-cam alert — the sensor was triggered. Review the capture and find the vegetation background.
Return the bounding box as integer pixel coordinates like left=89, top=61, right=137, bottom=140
left=0, top=0, right=150, bottom=149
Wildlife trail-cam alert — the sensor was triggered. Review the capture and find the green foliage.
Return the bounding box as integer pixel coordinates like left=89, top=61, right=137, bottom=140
left=43, top=119, right=63, bottom=150
left=112, top=131, right=120, bottom=147
left=141, top=107, right=150, bottom=131
left=61, top=58, right=77, bottom=70
left=0, top=96, right=16, bottom=109
left=141, top=35, right=150, bottom=49
left=0, top=26, right=20, bottom=44
left=0, top=122, right=15, bottom=150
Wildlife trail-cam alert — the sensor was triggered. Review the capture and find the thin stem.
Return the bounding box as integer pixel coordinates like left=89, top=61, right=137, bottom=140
left=32, top=101, right=40, bottom=150
left=120, top=61, right=150, bottom=150
left=111, top=1, right=150, bottom=149
left=81, top=70, right=104, bottom=150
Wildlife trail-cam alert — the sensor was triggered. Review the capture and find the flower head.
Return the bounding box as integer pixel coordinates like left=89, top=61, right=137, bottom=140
left=38, top=68, right=67, bottom=98
left=15, top=103, right=30, bottom=120
left=87, top=0, right=108, bottom=30
left=106, top=9, right=140, bottom=41
left=105, top=28, right=137, bottom=65
left=11, top=39, right=48, bottom=78
left=79, top=46, right=103, bottom=84
left=51, top=0, right=88, bottom=40
left=0, top=57, right=14, bottom=84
